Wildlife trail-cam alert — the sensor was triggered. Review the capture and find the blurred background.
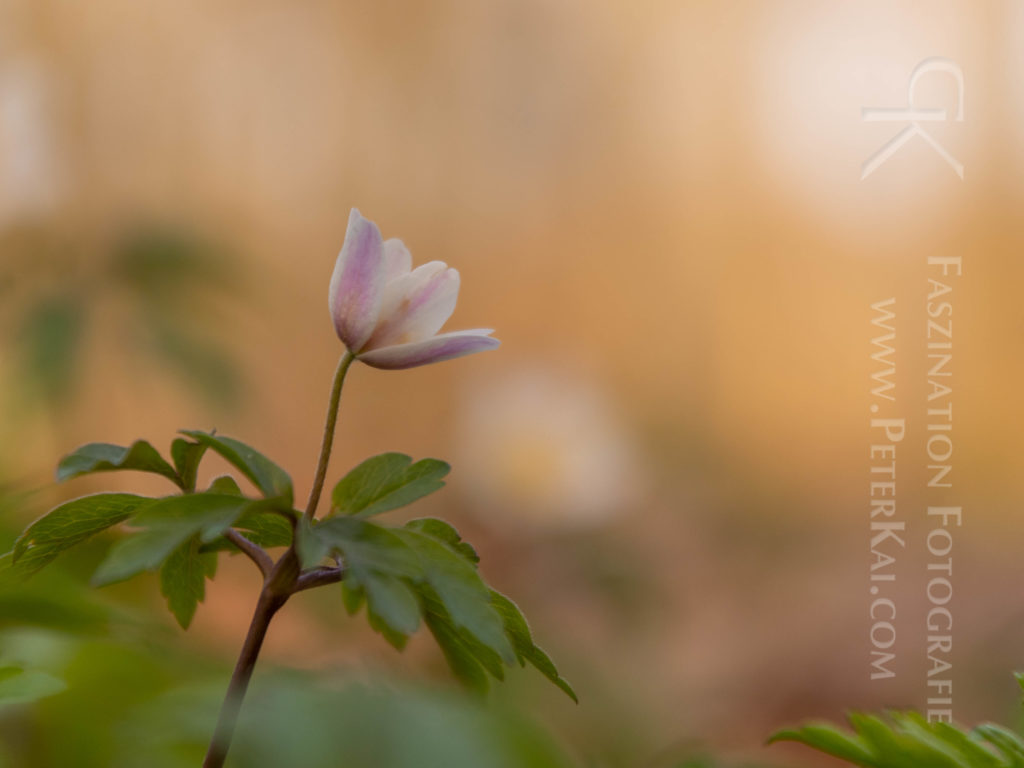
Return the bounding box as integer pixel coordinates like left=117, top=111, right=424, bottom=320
left=3, top=0, right=1024, bottom=766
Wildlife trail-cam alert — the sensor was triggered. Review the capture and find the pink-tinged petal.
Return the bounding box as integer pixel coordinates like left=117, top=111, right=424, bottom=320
left=382, top=238, right=412, bottom=280
left=364, top=261, right=460, bottom=349
left=358, top=329, right=499, bottom=370
left=329, top=209, right=384, bottom=351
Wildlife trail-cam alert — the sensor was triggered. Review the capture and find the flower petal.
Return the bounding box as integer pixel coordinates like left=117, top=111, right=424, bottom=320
left=382, top=238, right=412, bottom=281
left=358, top=329, right=499, bottom=370
left=329, top=209, right=384, bottom=351
left=364, top=261, right=460, bottom=349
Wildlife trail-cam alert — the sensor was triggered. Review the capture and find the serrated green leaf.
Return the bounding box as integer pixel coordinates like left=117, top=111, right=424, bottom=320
left=419, top=585, right=505, bottom=682
left=0, top=666, right=66, bottom=704
left=396, top=528, right=514, bottom=665
left=57, top=441, right=180, bottom=487
left=179, top=430, right=293, bottom=506
left=233, top=509, right=293, bottom=549
left=490, top=590, right=577, bottom=702
left=159, top=536, right=217, bottom=629
left=364, top=573, right=421, bottom=637
left=304, top=517, right=422, bottom=646
left=300, top=517, right=420, bottom=577
left=10, top=493, right=155, bottom=577
left=93, top=493, right=250, bottom=586
left=423, top=608, right=492, bottom=696
left=331, top=453, right=449, bottom=518
left=405, top=518, right=479, bottom=564
left=171, top=438, right=209, bottom=493
left=341, top=581, right=365, bottom=615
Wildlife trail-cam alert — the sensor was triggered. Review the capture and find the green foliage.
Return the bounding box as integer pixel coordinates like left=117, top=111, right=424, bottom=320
left=331, top=453, right=450, bottom=518
left=0, top=221, right=243, bottom=414
left=15, top=293, right=85, bottom=407
left=92, top=494, right=251, bottom=586
left=171, top=437, right=210, bottom=493
left=57, top=441, right=181, bottom=487
left=2, top=432, right=570, bottom=702
left=0, top=665, right=66, bottom=705
left=301, top=514, right=574, bottom=700
left=179, top=431, right=294, bottom=507
left=7, top=494, right=154, bottom=580
left=489, top=590, right=578, bottom=703
left=160, top=538, right=219, bottom=629
left=770, top=707, right=1024, bottom=767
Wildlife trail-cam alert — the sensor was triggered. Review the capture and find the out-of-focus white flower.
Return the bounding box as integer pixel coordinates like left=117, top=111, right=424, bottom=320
left=0, top=60, right=63, bottom=227
left=328, top=209, right=499, bottom=369
left=455, top=365, right=642, bottom=529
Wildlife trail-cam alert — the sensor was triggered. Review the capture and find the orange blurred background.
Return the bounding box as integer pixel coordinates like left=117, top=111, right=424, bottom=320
left=4, top=1, right=1024, bottom=765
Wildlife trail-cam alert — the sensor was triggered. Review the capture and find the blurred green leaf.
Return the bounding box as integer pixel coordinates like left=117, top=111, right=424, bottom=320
left=93, top=493, right=249, bottom=586
left=160, top=537, right=218, bottom=629
left=770, top=708, right=1024, bottom=768
left=108, top=225, right=228, bottom=300
left=0, top=666, right=65, bottom=705
left=7, top=493, right=154, bottom=579
left=57, top=441, right=180, bottom=487
left=179, top=431, right=293, bottom=507
left=147, top=323, right=241, bottom=409
left=16, top=293, right=85, bottom=407
left=331, top=453, right=449, bottom=518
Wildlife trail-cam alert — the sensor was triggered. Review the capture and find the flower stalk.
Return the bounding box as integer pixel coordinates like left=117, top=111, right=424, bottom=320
left=304, top=351, right=355, bottom=521
left=202, top=352, right=353, bottom=767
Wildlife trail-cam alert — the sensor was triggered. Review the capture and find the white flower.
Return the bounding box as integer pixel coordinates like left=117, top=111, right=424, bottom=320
left=328, top=209, right=499, bottom=369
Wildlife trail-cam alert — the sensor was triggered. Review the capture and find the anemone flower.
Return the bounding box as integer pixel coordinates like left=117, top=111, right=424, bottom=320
left=328, top=209, right=499, bottom=369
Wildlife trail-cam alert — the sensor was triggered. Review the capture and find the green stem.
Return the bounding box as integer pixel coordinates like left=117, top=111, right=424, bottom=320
left=304, top=352, right=355, bottom=521
left=202, top=353, right=355, bottom=767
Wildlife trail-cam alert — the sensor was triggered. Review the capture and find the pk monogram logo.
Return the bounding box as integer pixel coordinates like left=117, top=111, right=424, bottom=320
left=861, top=57, right=965, bottom=180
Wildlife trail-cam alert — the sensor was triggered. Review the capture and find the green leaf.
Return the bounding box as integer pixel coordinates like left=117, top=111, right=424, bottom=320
left=206, top=474, right=296, bottom=548
left=160, top=536, right=218, bottom=629
left=171, top=437, right=209, bottom=493
left=0, top=666, right=66, bottom=704
left=93, top=493, right=251, bottom=586
left=17, top=293, right=85, bottom=406
left=421, top=602, right=493, bottom=696
left=976, top=724, right=1024, bottom=766
left=233, top=510, right=293, bottom=549
left=489, top=590, right=577, bottom=702
left=364, top=573, right=421, bottom=637
left=396, top=528, right=514, bottom=665
left=405, top=518, right=479, bottom=564
left=301, top=517, right=422, bottom=645
left=207, top=475, right=242, bottom=495
left=331, top=453, right=449, bottom=518
left=299, top=516, right=420, bottom=576
left=57, top=441, right=180, bottom=487
left=341, top=581, right=365, bottom=615
left=179, top=430, right=293, bottom=506
left=767, top=722, right=877, bottom=766
left=10, top=493, right=155, bottom=578
left=420, top=585, right=505, bottom=680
